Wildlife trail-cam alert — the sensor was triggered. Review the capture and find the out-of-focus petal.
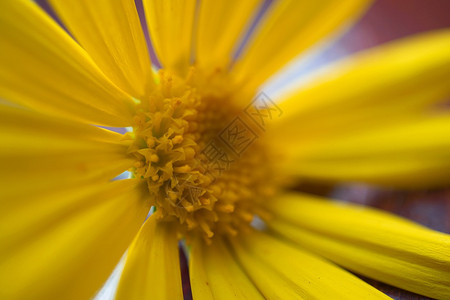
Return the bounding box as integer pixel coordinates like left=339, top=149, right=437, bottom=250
left=195, top=0, right=261, bottom=72
left=0, top=0, right=135, bottom=126
left=0, top=180, right=151, bottom=300
left=190, top=237, right=263, bottom=299
left=273, top=30, right=450, bottom=143
left=0, top=105, right=134, bottom=198
left=228, top=231, right=390, bottom=299
left=143, top=0, right=196, bottom=76
left=232, top=0, right=372, bottom=91
left=276, top=114, right=450, bottom=188
left=116, top=217, right=183, bottom=300
left=49, top=0, right=154, bottom=98
left=267, top=193, right=450, bottom=299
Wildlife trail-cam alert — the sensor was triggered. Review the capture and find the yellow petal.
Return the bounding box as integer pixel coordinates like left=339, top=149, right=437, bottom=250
left=190, top=237, right=263, bottom=299
left=0, top=179, right=151, bottom=300
left=228, top=231, right=390, bottom=299
left=277, top=114, right=450, bottom=188
left=195, top=0, right=261, bottom=72
left=0, top=0, right=135, bottom=126
left=143, top=0, right=196, bottom=76
left=232, top=0, right=372, bottom=91
left=48, top=0, right=154, bottom=98
left=0, top=105, right=134, bottom=198
left=273, top=30, right=450, bottom=143
left=267, top=193, right=450, bottom=300
left=115, top=217, right=182, bottom=300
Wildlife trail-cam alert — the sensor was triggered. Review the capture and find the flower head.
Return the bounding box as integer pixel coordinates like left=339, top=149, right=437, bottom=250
left=0, top=0, right=450, bottom=299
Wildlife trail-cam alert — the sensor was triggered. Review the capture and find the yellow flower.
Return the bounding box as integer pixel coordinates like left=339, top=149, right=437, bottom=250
left=1, top=0, right=449, bottom=299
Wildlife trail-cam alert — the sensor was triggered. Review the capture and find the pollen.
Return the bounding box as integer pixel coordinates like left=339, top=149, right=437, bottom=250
left=127, top=68, right=282, bottom=241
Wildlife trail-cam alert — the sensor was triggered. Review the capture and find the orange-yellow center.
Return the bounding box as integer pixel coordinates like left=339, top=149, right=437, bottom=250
left=127, top=68, right=281, bottom=241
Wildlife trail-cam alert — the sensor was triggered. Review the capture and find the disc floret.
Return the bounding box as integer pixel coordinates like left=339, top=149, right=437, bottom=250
left=127, top=69, right=279, bottom=241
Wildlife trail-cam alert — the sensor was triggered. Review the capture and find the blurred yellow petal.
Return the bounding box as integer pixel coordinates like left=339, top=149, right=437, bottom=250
left=229, top=231, right=390, bottom=299
left=0, top=0, right=135, bottom=126
left=273, top=30, right=450, bottom=143
left=232, top=0, right=372, bottom=91
left=0, top=106, right=134, bottom=198
left=267, top=193, right=450, bottom=300
left=190, top=237, right=263, bottom=299
left=116, top=217, right=182, bottom=300
left=49, top=0, right=154, bottom=98
left=195, top=0, right=261, bottom=72
left=143, top=0, right=196, bottom=76
left=278, top=114, right=450, bottom=188
left=0, top=179, right=151, bottom=300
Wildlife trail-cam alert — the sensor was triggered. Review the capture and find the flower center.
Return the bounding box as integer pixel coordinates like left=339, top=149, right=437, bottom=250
left=127, top=68, right=280, bottom=241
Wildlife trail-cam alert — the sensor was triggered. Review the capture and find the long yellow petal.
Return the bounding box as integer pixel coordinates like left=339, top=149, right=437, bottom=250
left=232, top=0, right=372, bottom=91
left=195, top=0, right=261, bottom=72
left=277, top=114, right=450, bottom=188
left=228, top=231, right=390, bottom=299
left=267, top=193, right=450, bottom=300
left=272, top=30, right=450, bottom=143
left=0, top=106, right=134, bottom=198
left=143, top=0, right=196, bottom=76
left=115, top=217, right=182, bottom=300
left=190, top=237, right=263, bottom=299
left=48, top=0, right=154, bottom=98
left=0, top=0, right=135, bottom=126
left=0, top=179, right=151, bottom=300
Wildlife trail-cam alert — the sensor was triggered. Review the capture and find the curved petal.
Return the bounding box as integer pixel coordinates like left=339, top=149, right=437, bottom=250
left=0, top=105, right=134, bottom=198
left=272, top=30, right=450, bottom=144
left=276, top=114, right=450, bottom=188
left=195, top=0, right=261, bottom=72
left=143, top=0, right=196, bottom=76
left=228, top=231, right=390, bottom=299
left=0, top=179, right=151, bottom=300
left=190, top=237, right=263, bottom=299
left=115, top=217, right=183, bottom=300
left=267, top=193, right=450, bottom=300
left=0, top=0, right=135, bottom=126
left=48, top=0, right=154, bottom=98
left=232, top=0, right=372, bottom=91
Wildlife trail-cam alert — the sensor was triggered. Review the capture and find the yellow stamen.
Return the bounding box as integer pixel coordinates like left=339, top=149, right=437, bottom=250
left=127, top=68, right=282, bottom=240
